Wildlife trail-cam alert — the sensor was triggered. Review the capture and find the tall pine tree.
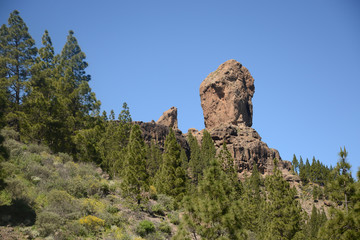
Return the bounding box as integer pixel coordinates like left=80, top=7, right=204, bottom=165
left=174, top=159, right=246, bottom=240
left=121, top=124, right=148, bottom=205
left=156, top=129, right=186, bottom=202
left=261, top=159, right=302, bottom=240
left=0, top=10, right=37, bottom=133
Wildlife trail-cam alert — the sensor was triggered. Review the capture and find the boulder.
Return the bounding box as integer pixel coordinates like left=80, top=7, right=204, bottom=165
left=156, top=107, right=178, bottom=129
left=200, top=59, right=255, bottom=129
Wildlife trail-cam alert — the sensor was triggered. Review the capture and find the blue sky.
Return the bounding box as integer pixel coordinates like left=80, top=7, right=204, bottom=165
left=1, top=0, right=359, bottom=175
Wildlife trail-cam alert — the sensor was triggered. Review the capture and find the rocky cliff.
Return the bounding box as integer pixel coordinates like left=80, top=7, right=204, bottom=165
left=136, top=59, right=292, bottom=177
left=199, top=60, right=291, bottom=176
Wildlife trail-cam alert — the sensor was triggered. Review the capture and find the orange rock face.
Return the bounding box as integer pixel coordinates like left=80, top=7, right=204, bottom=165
left=200, top=59, right=255, bottom=129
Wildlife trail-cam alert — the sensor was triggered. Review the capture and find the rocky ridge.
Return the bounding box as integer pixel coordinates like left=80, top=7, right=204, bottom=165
left=136, top=59, right=293, bottom=178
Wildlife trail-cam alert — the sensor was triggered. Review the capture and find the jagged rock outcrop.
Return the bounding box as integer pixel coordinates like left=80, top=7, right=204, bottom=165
left=199, top=60, right=291, bottom=176
left=200, top=59, right=255, bottom=129
left=156, top=107, right=178, bottom=129
left=135, top=121, right=189, bottom=156
left=209, top=123, right=291, bottom=176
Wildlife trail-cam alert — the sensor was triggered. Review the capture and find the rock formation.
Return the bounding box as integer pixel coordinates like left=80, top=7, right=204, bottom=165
left=136, top=121, right=189, bottom=156
left=209, top=123, right=291, bottom=176
left=200, top=59, right=255, bottom=129
left=135, top=59, right=292, bottom=177
left=156, top=107, right=178, bottom=129
left=199, top=60, right=291, bottom=176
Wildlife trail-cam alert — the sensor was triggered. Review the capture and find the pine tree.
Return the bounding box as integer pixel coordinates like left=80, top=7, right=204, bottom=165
left=0, top=82, right=9, bottom=182
left=22, top=30, right=57, bottom=143
left=156, top=129, right=186, bottom=202
left=218, top=142, right=242, bottom=196
left=121, top=124, right=148, bottom=205
left=174, top=159, right=246, bottom=240
left=54, top=30, right=100, bottom=153
left=1, top=10, right=37, bottom=132
left=187, top=132, right=202, bottom=185
left=299, top=156, right=309, bottom=185
left=146, top=140, right=162, bottom=182
left=98, top=105, right=132, bottom=175
left=242, top=163, right=263, bottom=235
left=261, top=159, right=302, bottom=240
left=200, top=130, right=216, bottom=168
left=328, top=147, right=354, bottom=212
left=292, top=154, right=299, bottom=175
left=305, top=205, right=327, bottom=239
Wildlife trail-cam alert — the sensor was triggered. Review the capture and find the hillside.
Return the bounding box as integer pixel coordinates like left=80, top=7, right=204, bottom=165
left=0, top=10, right=359, bottom=240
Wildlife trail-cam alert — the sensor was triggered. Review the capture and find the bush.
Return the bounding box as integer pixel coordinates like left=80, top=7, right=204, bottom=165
left=46, top=190, right=79, bottom=218
left=151, top=203, right=165, bottom=216
left=136, top=220, right=155, bottom=237
left=149, top=185, right=157, bottom=200
left=36, top=211, right=64, bottom=237
left=27, top=144, right=49, bottom=154
left=5, top=176, right=33, bottom=204
left=79, top=215, right=105, bottom=232
left=157, top=194, right=175, bottom=211
left=168, top=211, right=180, bottom=225
left=81, top=198, right=106, bottom=215
left=1, top=127, right=19, bottom=141
left=57, top=152, right=73, bottom=163
left=65, top=220, right=87, bottom=237
left=158, top=221, right=171, bottom=234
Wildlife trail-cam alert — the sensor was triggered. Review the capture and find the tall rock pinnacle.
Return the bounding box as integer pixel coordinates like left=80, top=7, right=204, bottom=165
left=156, top=106, right=178, bottom=129
left=200, top=59, right=255, bottom=129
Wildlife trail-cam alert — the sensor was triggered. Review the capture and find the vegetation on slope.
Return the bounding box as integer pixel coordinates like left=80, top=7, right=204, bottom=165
left=0, top=10, right=360, bottom=240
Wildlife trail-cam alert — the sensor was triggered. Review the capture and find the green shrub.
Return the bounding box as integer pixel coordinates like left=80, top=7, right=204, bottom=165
left=158, top=221, right=171, bottom=234
left=57, top=152, right=73, bottom=163
left=36, top=211, right=64, bottom=237
left=27, top=144, right=49, bottom=154
left=168, top=211, right=180, bottom=225
left=151, top=203, right=165, bottom=216
left=106, top=204, right=119, bottom=214
left=1, top=127, right=19, bottom=141
left=46, top=190, right=80, bottom=218
left=157, top=194, right=175, bottom=211
left=136, top=220, right=155, bottom=237
left=149, top=185, right=157, bottom=200
left=5, top=176, right=33, bottom=204
left=65, top=220, right=87, bottom=237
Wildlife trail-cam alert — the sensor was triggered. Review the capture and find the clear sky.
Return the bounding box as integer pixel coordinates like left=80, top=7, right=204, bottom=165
left=1, top=0, right=359, bottom=175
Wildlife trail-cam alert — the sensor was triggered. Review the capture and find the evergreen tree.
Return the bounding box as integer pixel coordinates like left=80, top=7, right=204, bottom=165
left=146, top=140, right=162, bottom=182
left=299, top=156, right=309, bottom=185
left=0, top=82, right=9, bottom=185
left=200, top=130, right=216, bottom=168
left=306, top=205, right=327, bottom=239
left=121, top=124, right=148, bottom=205
left=174, top=159, right=246, bottom=240
left=292, top=154, right=299, bottom=175
left=187, top=132, right=202, bottom=185
left=328, top=147, right=354, bottom=212
left=98, top=105, right=132, bottom=175
left=22, top=30, right=57, bottom=143
left=51, top=30, right=100, bottom=153
left=241, top=163, right=263, bottom=235
left=218, top=142, right=242, bottom=196
left=0, top=10, right=37, bottom=132
left=156, top=129, right=186, bottom=202
left=261, top=159, right=302, bottom=240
